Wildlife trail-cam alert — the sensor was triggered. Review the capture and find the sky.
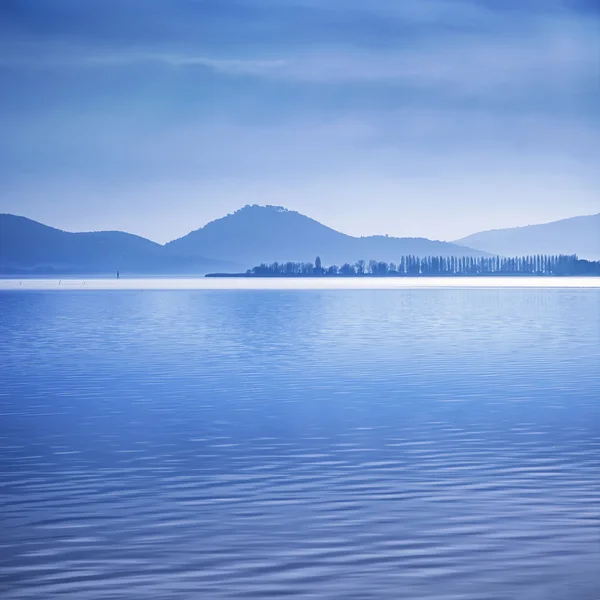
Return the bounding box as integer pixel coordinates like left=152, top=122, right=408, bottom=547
left=0, top=0, right=598, bottom=243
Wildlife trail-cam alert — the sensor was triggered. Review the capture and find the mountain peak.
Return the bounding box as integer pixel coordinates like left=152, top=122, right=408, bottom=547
left=237, top=204, right=290, bottom=214
left=226, top=204, right=301, bottom=220
left=166, top=204, right=486, bottom=267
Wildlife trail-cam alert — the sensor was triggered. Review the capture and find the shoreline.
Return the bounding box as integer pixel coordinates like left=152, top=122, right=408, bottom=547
left=2, top=276, right=600, bottom=291
left=205, top=272, right=600, bottom=278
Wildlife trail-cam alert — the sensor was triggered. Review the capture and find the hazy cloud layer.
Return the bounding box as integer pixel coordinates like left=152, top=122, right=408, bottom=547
left=1, top=0, right=598, bottom=241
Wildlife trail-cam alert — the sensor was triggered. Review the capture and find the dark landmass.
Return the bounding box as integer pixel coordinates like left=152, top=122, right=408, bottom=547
left=455, top=213, right=600, bottom=261
left=3, top=206, right=599, bottom=276
left=0, top=214, right=239, bottom=275
left=207, top=255, right=600, bottom=277
left=166, top=205, right=488, bottom=266
left=1, top=208, right=484, bottom=276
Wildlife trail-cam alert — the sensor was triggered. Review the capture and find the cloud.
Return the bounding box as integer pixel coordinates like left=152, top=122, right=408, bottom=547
left=1, top=8, right=596, bottom=102
left=0, top=0, right=598, bottom=242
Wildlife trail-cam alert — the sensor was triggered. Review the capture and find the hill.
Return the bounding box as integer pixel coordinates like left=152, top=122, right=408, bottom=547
left=0, top=214, right=234, bottom=275
left=166, top=205, right=486, bottom=268
left=455, top=214, right=600, bottom=260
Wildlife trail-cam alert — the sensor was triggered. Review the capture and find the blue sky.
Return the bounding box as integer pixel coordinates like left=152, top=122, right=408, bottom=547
left=0, top=0, right=598, bottom=242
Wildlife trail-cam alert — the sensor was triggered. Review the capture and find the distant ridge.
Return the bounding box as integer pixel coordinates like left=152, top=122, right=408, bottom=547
left=0, top=214, right=236, bottom=275
left=455, top=213, right=600, bottom=260
left=4, top=207, right=596, bottom=276
left=165, top=205, right=487, bottom=267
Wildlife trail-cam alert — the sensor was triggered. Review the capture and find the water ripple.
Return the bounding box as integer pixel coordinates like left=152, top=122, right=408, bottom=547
left=0, top=289, right=599, bottom=599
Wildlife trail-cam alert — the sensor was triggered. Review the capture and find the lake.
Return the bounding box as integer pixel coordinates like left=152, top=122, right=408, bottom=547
left=1, top=286, right=599, bottom=599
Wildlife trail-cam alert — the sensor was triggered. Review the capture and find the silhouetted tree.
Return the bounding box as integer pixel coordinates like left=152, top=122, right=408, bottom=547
left=314, top=256, right=323, bottom=275
left=355, top=259, right=365, bottom=275
left=243, top=254, right=596, bottom=277
left=368, top=260, right=377, bottom=275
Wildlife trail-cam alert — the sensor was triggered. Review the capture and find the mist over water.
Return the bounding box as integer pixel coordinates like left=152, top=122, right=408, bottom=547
left=1, top=289, right=599, bottom=599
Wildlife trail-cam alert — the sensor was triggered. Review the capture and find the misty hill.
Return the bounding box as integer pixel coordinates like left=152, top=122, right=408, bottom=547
left=166, top=205, right=486, bottom=268
left=0, top=214, right=235, bottom=275
left=455, top=213, right=600, bottom=260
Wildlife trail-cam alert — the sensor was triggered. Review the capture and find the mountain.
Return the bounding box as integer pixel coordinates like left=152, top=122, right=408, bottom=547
left=0, top=207, right=488, bottom=276
left=454, top=213, right=600, bottom=261
left=0, top=214, right=235, bottom=275
left=4, top=207, right=597, bottom=276
left=166, top=205, right=486, bottom=268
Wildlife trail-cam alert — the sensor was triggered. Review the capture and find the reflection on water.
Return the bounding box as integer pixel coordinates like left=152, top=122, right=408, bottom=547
left=0, top=289, right=599, bottom=599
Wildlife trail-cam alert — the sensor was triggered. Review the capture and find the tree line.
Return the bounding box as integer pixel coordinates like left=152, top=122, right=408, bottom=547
left=246, top=254, right=600, bottom=276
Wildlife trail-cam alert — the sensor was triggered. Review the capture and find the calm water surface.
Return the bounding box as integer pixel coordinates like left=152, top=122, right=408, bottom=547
left=1, top=289, right=599, bottom=599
